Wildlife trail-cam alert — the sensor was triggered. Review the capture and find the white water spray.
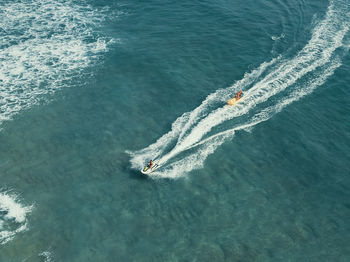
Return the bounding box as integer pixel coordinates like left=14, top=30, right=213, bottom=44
left=129, top=0, right=349, bottom=178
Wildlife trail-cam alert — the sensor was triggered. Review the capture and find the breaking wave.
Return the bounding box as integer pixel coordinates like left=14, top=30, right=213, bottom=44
left=128, top=0, right=349, bottom=178
left=0, top=191, right=33, bottom=245
left=0, top=0, right=118, bottom=245
left=0, top=0, right=117, bottom=127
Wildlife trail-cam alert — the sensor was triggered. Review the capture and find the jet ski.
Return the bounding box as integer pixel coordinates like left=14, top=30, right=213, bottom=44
left=141, top=162, right=160, bottom=175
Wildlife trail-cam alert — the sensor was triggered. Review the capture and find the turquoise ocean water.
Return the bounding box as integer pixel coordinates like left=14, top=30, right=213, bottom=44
left=0, top=0, right=349, bottom=261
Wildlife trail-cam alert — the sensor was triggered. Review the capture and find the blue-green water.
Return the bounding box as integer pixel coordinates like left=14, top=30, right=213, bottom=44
left=0, top=0, right=350, bottom=261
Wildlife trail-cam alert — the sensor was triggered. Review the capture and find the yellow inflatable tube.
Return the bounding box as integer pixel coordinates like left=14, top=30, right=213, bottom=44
left=227, top=96, right=244, bottom=106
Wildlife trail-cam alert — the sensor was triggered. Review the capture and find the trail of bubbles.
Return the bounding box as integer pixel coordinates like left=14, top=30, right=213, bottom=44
left=157, top=0, right=348, bottom=165
left=176, top=57, right=279, bottom=144
left=127, top=58, right=278, bottom=169
left=127, top=112, right=190, bottom=169
left=155, top=58, right=342, bottom=178
left=129, top=0, right=349, bottom=177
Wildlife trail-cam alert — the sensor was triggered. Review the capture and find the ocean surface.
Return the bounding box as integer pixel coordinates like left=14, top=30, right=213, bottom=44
left=0, top=0, right=349, bottom=261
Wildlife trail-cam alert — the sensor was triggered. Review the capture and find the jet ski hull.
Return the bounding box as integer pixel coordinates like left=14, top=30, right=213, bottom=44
left=141, top=163, right=159, bottom=175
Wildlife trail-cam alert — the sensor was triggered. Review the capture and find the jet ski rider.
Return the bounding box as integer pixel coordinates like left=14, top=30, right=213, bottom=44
left=235, top=90, right=243, bottom=99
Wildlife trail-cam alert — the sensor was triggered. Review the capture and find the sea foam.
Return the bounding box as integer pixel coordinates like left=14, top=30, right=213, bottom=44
left=0, top=0, right=117, bottom=245
left=0, top=191, right=33, bottom=245
left=0, top=0, right=117, bottom=127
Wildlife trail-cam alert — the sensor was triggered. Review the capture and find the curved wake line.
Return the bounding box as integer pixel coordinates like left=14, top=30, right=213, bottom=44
left=176, top=57, right=279, bottom=144
left=128, top=0, right=349, bottom=178
left=127, top=57, right=279, bottom=169
left=154, top=58, right=342, bottom=179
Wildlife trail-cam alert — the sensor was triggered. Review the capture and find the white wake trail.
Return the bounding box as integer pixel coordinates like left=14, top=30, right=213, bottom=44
left=176, top=57, right=279, bottom=144
left=158, top=1, right=347, bottom=164
left=156, top=58, right=342, bottom=178
left=128, top=56, right=278, bottom=169
left=129, top=0, right=349, bottom=177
